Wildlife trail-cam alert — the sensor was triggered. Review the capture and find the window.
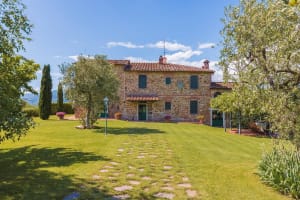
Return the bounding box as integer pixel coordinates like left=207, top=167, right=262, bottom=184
left=190, top=100, right=198, bottom=114
left=139, top=75, right=147, bottom=88
left=165, top=102, right=171, bottom=110
left=190, top=75, right=198, bottom=89
left=165, top=77, right=171, bottom=85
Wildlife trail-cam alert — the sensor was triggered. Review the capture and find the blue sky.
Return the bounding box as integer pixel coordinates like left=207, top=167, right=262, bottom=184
left=22, top=0, right=239, bottom=90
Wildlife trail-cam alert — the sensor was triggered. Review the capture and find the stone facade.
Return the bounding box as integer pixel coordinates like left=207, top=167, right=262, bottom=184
left=109, top=57, right=217, bottom=124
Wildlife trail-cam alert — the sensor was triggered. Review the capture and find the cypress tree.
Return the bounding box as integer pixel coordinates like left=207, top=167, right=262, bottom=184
left=39, top=65, right=52, bottom=119
left=57, top=82, right=64, bottom=112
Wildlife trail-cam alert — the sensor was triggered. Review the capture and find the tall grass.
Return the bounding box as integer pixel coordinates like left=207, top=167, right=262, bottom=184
left=258, top=142, right=300, bottom=199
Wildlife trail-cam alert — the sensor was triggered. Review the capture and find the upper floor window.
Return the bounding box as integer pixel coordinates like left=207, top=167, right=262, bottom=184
left=190, top=100, right=198, bottom=114
left=190, top=75, right=198, bottom=89
left=139, top=75, right=147, bottom=88
left=165, top=77, right=171, bottom=85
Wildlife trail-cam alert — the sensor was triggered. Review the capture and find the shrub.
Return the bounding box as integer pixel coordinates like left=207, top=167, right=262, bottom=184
left=23, top=108, right=39, bottom=117
left=258, top=143, right=300, bottom=199
left=51, top=103, right=74, bottom=115
left=56, top=112, right=66, bottom=120
left=63, top=103, right=74, bottom=114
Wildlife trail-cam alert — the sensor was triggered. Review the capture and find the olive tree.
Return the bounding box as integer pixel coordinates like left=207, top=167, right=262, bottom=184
left=61, top=55, right=119, bottom=128
left=219, top=0, right=300, bottom=147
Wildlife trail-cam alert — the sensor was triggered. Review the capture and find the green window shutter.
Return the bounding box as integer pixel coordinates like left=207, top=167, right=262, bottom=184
left=190, top=100, right=198, bottom=114
left=165, top=77, right=171, bottom=85
left=165, top=102, right=171, bottom=110
left=139, top=75, right=147, bottom=88
left=190, top=75, right=198, bottom=89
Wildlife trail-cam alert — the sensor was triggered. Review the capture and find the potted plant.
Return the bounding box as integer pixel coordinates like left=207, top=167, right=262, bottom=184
left=164, top=115, right=171, bottom=122
left=196, top=115, right=205, bottom=124
left=56, top=112, right=66, bottom=120
left=114, top=112, right=122, bottom=120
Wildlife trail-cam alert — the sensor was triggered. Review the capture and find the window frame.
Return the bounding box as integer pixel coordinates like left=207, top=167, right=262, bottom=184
left=190, top=75, right=199, bottom=89
left=190, top=100, right=198, bottom=114
left=165, top=77, right=171, bottom=85
left=165, top=101, right=171, bottom=110
left=138, top=75, right=147, bottom=88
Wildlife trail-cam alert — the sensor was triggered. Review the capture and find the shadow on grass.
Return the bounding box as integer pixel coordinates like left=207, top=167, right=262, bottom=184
left=0, top=145, right=125, bottom=200
left=93, top=127, right=165, bottom=135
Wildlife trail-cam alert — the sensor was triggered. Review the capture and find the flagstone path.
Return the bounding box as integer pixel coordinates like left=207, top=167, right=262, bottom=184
left=91, top=134, right=200, bottom=199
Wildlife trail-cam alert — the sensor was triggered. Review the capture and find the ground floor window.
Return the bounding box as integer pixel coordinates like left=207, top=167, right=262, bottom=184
left=165, top=102, right=171, bottom=110
left=190, top=101, right=198, bottom=114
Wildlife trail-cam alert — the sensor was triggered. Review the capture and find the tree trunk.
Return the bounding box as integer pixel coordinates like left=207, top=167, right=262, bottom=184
left=85, top=93, right=92, bottom=129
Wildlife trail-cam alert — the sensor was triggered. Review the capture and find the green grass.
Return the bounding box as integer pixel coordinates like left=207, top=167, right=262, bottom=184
left=0, top=117, right=291, bottom=200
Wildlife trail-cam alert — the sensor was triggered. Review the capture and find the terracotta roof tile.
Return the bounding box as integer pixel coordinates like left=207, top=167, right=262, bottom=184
left=126, top=94, right=159, bottom=101
left=210, top=82, right=234, bottom=89
left=128, top=62, right=214, bottom=73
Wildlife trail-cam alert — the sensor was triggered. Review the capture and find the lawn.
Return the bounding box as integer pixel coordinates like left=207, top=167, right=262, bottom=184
left=0, top=117, right=291, bottom=200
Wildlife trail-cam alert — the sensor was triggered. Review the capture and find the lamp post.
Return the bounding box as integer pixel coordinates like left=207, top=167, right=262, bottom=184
left=103, top=96, right=109, bottom=136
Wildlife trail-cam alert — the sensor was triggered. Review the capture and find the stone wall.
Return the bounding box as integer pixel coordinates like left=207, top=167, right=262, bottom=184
left=111, top=65, right=213, bottom=123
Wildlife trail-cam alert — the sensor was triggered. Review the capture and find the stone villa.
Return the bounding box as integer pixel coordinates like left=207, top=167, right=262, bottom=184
left=108, top=56, right=232, bottom=126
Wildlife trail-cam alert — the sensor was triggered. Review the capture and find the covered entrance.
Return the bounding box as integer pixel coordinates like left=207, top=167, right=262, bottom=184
left=138, top=104, right=147, bottom=121
left=126, top=94, right=159, bottom=121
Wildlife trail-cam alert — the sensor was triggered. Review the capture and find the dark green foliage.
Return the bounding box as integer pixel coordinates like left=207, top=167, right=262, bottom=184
left=61, top=55, right=119, bottom=128
left=57, top=82, right=64, bottom=112
left=259, top=144, right=300, bottom=199
left=39, top=65, right=52, bottom=120
left=22, top=101, right=39, bottom=117
left=23, top=108, right=39, bottom=117
left=0, top=0, right=39, bottom=143
left=51, top=103, right=74, bottom=115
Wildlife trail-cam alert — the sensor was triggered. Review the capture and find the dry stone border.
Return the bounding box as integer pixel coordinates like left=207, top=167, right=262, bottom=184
left=114, top=185, right=133, bottom=192
left=153, top=192, right=174, bottom=199
left=111, top=194, right=130, bottom=200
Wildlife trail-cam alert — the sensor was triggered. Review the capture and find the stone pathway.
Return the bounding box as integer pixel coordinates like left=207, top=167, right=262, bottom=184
left=91, top=135, right=200, bottom=199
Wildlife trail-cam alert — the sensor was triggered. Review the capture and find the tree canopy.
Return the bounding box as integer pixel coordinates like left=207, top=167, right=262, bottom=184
left=0, top=0, right=39, bottom=143
left=61, top=55, right=119, bottom=128
left=217, top=0, right=300, bottom=147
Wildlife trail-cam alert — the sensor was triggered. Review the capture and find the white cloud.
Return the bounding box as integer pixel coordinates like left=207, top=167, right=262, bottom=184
left=198, top=42, right=215, bottom=49
left=107, top=41, right=144, bottom=48
left=147, top=41, right=191, bottom=51
left=68, top=55, right=93, bottom=61
left=166, top=50, right=202, bottom=62
left=68, top=55, right=79, bottom=61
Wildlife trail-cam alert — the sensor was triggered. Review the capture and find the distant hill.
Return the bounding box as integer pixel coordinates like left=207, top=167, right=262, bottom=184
left=22, top=90, right=60, bottom=105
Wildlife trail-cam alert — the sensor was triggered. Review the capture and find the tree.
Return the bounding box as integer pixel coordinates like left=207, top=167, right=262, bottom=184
left=39, top=65, right=52, bottom=120
left=0, top=0, right=39, bottom=143
left=219, top=0, right=300, bottom=147
left=61, top=55, right=119, bottom=128
left=57, top=82, right=64, bottom=112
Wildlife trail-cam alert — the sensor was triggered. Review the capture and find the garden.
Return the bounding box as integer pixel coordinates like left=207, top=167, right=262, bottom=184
left=0, top=117, right=291, bottom=200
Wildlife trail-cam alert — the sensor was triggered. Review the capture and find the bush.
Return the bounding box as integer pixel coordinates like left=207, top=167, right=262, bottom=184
left=51, top=103, right=74, bottom=115
left=258, top=143, right=300, bottom=199
left=56, top=112, right=66, bottom=120
left=63, top=103, right=74, bottom=114
left=23, top=108, right=39, bottom=117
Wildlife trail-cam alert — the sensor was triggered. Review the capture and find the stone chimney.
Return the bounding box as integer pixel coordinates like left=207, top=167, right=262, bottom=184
left=202, top=60, right=209, bottom=69
left=159, top=55, right=167, bottom=64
